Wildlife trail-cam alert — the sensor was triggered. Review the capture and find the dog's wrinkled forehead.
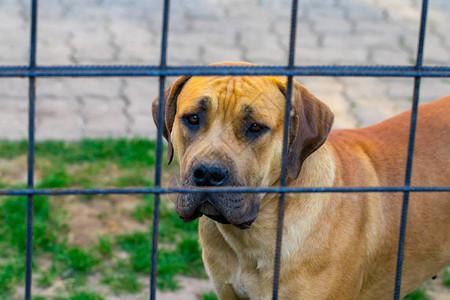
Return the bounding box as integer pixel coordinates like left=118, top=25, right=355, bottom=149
left=175, top=76, right=285, bottom=124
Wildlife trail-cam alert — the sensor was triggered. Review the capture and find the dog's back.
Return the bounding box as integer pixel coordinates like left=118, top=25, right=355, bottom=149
left=330, top=96, right=449, bottom=185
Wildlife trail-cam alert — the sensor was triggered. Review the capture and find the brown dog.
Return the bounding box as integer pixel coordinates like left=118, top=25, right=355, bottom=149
left=152, top=62, right=450, bottom=299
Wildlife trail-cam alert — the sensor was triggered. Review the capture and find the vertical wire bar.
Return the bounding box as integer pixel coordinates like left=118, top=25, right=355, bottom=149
left=25, top=1, right=38, bottom=299
left=272, top=0, right=298, bottom=299
left=393, top=0, right=428, bottom=299
left=150, top=0, right=171, bottom=299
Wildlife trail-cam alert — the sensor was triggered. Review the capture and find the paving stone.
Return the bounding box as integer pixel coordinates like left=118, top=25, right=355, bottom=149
left=129, top=114, right=155, bottom=139
left=353, top=99, right=400, bottom=128
left=125, top=78, right=158, bottom=116
left=109, top=20, right=160, bottom=65
left=177, top=0, right=226, bottom=20
left=343, top=2, right=384, bottom=20
left=38, top=0, right=66, bottom=19
left=374, top=78, right=449, bottom=113
left=355, top=20, right=413, bottom=36
left=343, top=77, right=389, bottom=102
left=37, top=42, right=72, bottom=65
left=297, top=77, right=344, bottom=95
left=240, top=29, right=286, bottom=64
left=37, top=20, right=73, bottom=65
left=429, top=15, right=450, bottom=49
left=369, top=45, right=412, bottom=65
left=379, top=77, right=415, bottom=103
left=422, top=33, right=450, bottom=66
left=293, top=77, right=357, bottom=128
left=296, top=45, right=367, bottom=65
left=63, top=78, right=122, bottom=99
left=273, top=20, right=318, bottom=49
left=70, top=21, right=115, bottom=64
left=190, top=18, right=247, bottom=36
left=321, top=93, right=358, bottom=129
left=35, top=78, right=74, bottom=100
left=419, top=79, right=450, bottom=104
left=81, top=97, right=128, bottom=138
left=35, top=98, right=82, bottom=140
left=0, top=78, right=28, bottom=100
left=0, top=9, right=28, bottom=65
left=323, top=33, right=398, bottom=51
left=0, top=99, right=28, bottom=140
left=202, top=46, right=244, bottom=65
left=310, top=5, right=345, bottom=19
left=172, top=29, right=236, bottom=49
left=311, top=17, right=353, bottom=35
left=167, top=41, right=201, bottom=65
left=342, top=77, right=409, bottom=127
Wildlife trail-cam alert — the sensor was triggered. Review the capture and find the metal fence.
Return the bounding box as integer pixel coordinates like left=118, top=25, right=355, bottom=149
left=0, top=0, right=449, bottom=299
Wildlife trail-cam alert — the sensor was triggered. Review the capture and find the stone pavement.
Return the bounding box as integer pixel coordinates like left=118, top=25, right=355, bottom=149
left=0, top=0, right=449, bottom=140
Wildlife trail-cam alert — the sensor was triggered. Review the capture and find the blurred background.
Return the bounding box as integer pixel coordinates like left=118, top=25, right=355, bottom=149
left=0, top=0, right=449, bottom=299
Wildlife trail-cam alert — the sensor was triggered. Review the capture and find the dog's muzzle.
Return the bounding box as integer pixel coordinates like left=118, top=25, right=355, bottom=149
left=175, top=160, right=259, bottom=229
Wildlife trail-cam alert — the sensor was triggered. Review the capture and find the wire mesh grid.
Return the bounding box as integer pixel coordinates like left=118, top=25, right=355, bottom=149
left=0, top=0, right=449, bottom=299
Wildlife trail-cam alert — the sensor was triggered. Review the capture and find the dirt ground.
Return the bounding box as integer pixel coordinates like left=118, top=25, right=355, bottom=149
left=20, top=274, right=213, bottom=300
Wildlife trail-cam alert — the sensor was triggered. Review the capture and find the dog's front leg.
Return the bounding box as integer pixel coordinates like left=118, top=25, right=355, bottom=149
left=212, top=282, right=245, bottom=300
left=199, top=218, right=246, bottom=300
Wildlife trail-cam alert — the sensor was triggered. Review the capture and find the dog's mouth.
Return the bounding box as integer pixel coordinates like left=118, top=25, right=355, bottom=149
left=204, top=213, right=229, bottom=224
left=176, top=194, right=257, bottom=229
left=179, top=201, right=230, bottom=224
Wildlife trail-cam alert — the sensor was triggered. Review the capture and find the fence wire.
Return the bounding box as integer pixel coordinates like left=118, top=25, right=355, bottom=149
left=0, top=0, right=449, bottom=299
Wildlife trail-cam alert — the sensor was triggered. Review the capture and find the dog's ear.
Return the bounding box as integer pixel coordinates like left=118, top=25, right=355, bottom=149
left=275, top=78, right=334, bottom=179
left=152, top=76, right=191, bottom=164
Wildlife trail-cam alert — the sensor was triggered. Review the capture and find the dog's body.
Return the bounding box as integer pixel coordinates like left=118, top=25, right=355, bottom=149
left=153, top=62, right=450, bottom=299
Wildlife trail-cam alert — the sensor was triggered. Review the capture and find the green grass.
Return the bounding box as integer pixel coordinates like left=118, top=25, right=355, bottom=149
left=36, top=263, right=57, bottom=288
left=0, top=138, right=201, bottom=298
left=0, top=138, right=156, bottom=166
left=443, top=267, right=450, bottom=287
left=115, top=218, right=204, bottom=291
left=403, top=286, right=428, bottom=300
left=200, top=291, right=219, bottom=300
left=0, top=193, right=66, bottom=295
left=64, top=290, right=105, bottom=300
left=132, top=194, right=154, bottom=222
left=0, top=259, right=25, bottom=296
left=101, top=272, right=143, bottom=293
left=57, top=246, right=99, bottom=273
left=97, top=235, right=113, bottom=257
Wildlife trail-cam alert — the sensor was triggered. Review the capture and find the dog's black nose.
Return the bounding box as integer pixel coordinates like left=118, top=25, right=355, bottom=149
left=192, top=162, right=229, bottom=186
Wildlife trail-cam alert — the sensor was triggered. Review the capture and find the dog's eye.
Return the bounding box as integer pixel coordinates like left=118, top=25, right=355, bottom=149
left=246, top=123, right=268, bottom=138
left=249, top=123, right=262, bottom=133
left=186, top=114, right=199, bottom=125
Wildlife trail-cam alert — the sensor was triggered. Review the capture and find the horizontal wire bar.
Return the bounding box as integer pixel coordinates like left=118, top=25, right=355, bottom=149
left=0, top=65, right=449, bottom=77
left=0, top=185, right=448, bottom=196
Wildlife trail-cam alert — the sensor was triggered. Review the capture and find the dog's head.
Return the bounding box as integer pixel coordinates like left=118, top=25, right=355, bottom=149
left=152, top=62, right=334, bottom=229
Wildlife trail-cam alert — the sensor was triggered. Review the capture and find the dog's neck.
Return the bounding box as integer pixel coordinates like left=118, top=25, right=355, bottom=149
left=259, top=141, right=337, bottom=207
left=214, top=141, right=338, bottom=269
